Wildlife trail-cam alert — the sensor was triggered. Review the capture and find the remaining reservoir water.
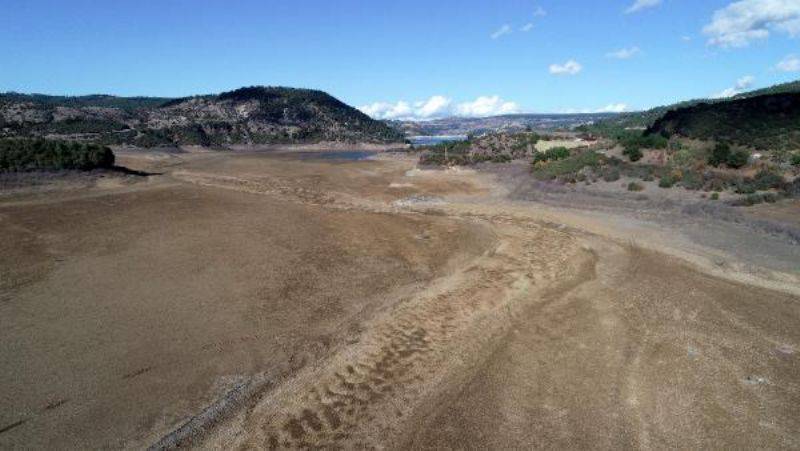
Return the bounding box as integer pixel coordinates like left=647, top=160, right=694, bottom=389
left=294, top=151, right=376, bottom=161
left=408, top=135, right=468, bottom=146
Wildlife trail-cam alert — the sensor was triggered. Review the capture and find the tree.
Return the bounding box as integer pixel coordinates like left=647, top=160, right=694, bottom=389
left=623, top=145, right=643, bottom=162
left=726, top=149, right=750, bottom=169
left=708, top=143, right=731, bottom=167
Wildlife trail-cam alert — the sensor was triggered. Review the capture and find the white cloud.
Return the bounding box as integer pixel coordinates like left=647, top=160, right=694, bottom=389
left=359, top=95, right=520, bottom=120
left=703, top=0, right=800, bottom=48
left=776, top=54, right=800, bottom=71
left=414, top=96, right=452, bottom=119
left=711, top=88, right=741, bottom=98
left=358, top=101, right=414, bottom=120
left=561, top=104, right=631, bottom=114
left=625, top=0, right=662, bottom=14
left=491, top=24, right=513, bottom=39
left=597, top=103, right=630, bottom=113
left=454, top=96, right=520, bottom=116
left=736, top=75, right=756, bottom=88
left=711, top=75, right=756, bottom=98
left=549, top=59, right=583, bottom=75
left=681, top=35, right=693, bottom=42
left=521, top=23, right=534, bottom=32
left=606, top=46, right=641, bottom=59
left=533, top=6, right=547, bottom=16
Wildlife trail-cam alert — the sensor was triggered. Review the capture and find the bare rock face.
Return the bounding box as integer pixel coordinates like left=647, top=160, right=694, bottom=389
left=0, top=87, right=404, bottom=146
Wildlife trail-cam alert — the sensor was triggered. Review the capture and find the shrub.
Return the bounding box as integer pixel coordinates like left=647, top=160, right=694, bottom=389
left=491, top=154, right=512, bottom=163
left=671, top=147, right=704, bottom=168
left=418, top=139, right=472, bottom=165
left=0, top=138, right=115, bottom=172
left=659, top=175, right=677, bottom=188
left=710, top=192, right=720, bottom=200
left=616, top=131, right=668, bottom=150
left=627, top=182, right=644, bottom=191
left=786, top=177, right=800, bottom=196
left=708, top=143, right=731, bottom=167
left=732, top=193, right=781, bottom=206
left=602, top=167, right=621, bottom=182
left=532, top=150, right=604, bottom=181
left=752, top=169, right=785, bottom=191
left=533, top=146, right=571, bottom=164
left=733, top=179, right=757, bottom=194
left=791, top=153, right=800, bottom=166
left=681, top=169, right=705, bottom=190
left=706, top=175, right=728, bottom=192
left=623, top=145, right=644, bottom=162
left=727, top=149, right=750, bottom=169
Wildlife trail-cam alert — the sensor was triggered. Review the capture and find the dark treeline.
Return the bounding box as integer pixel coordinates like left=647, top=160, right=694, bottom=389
left=0, top=138, right=115, bottom=172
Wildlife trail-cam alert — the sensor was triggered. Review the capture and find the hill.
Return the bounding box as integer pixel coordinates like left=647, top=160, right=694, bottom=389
left=732, top=79, right=800, bottom=99
left=646, top=92, right=800, bottom=150
left=0, top=87, right=404, bottom=146
left=584, top=79, right=800, bottom=133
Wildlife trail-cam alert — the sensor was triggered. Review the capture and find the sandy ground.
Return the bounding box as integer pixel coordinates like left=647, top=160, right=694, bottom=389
left=1, top=149, right=799, bottom=449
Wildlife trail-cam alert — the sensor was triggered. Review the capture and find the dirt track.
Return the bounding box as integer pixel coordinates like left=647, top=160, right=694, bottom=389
left=1, top=149, right=799, bottom=449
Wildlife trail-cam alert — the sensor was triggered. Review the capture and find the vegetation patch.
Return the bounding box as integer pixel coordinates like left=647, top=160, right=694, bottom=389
left=647, top=93, right=800, bottom=151
left=531, top=149, right=604, bottom=182
left=418, top=131, right=545, bottom=166
left=0, top=138, right=115, bottom=172
left=532, top=146, right=570, bottom=164
left=627, top=182, right=644, bottom=192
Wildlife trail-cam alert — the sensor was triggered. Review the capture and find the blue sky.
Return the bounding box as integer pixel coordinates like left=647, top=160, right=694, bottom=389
left=2, top=0, right=799, bottom=117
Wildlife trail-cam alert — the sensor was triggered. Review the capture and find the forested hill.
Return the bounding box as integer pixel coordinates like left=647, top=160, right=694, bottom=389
left=585, top=79, right=800, bottom=132
left=0, top=87, right=404, bottom=146
left=646, top=92, right=800, bottom=150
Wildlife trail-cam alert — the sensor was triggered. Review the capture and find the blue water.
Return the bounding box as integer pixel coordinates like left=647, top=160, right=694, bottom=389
left=294, top=151, right=376, bottom=161
left=408, top=135, right=468, bottom=146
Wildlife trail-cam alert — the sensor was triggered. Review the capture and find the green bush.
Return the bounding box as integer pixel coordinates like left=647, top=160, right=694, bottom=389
left=752, top=169, right=785, bottom=191
left=0, top=138, right=115, bottom=172
left=727, top=149, right=750, bottom=169
left=710, top=192, right=720, bottom=200
left=532, top=150, right=604, bottom=181
left=511, top=133, right=540, bottom=151
left=733, top=179, right=757, bottom=194
left=627, top=182, right=644, bottom=191
left=681, top=170, right=705, bottom=190
left=616, top=131, right=668, bottom=150
left=533, top=146, right=571, bottom=164
left=419, top=139, right=472, bottom=165
left=708, top=143, right=731, bottom=167
left=659, top=175, right=677, bottom=188
left=623, top=145, right=643, bottom=162
left=733, top=193, right=781, bottom=206
left=790, top=153, right=800, bottom=166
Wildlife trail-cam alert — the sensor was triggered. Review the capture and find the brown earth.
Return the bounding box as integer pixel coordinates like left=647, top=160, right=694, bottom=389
left=1, top=149, right=798, bottom=449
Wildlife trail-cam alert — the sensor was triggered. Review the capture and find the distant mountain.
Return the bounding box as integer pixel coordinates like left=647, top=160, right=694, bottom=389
left=0, top=87, right=404, bottom=146
left=388, top=113, right=618, bottom=137
left=647, top=92, right=800, bottom=150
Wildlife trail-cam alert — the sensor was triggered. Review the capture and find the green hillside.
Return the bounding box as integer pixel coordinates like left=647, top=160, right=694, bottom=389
left=647, top=93, right=800, bottom=151
left=582, top=79, right=800, bottom=133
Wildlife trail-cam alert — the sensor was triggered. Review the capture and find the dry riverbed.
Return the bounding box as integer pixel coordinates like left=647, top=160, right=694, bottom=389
left=1, top=149, right=798, bottom=449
